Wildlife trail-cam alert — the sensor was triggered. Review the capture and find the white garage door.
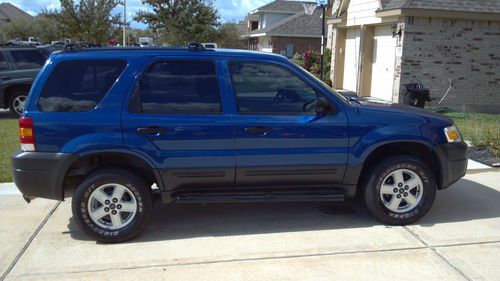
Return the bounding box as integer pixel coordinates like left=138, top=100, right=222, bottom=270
left=343, top=28, right=360, bottom=92
left=370, top=26, right=397, bottom=101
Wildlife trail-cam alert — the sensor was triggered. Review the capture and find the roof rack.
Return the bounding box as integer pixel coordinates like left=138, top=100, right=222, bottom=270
left=61, top=41, right=213, bottom=52
left=187, top=42, right=205, bottom=50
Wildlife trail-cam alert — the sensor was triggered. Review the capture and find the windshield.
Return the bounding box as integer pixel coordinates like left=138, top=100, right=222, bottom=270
left=293, top=62, right=348, bottom=102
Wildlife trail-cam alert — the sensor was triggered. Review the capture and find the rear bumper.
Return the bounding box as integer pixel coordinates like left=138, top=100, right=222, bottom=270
left=436, top=142, right=468, bottom=189
left=11, top=151, right=76, bottom=200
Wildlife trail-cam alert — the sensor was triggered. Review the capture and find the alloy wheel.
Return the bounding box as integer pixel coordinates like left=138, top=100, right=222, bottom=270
left=87, top=184, right=138, bottom=230
left=379, top=169, right=423, bottom=213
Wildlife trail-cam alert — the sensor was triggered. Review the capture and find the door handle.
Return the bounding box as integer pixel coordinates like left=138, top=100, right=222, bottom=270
left=244, top=126, right=272, bottom=135
left=136, top=126, right=165, bottom=135
left=1, top=76, right=9, bottom=80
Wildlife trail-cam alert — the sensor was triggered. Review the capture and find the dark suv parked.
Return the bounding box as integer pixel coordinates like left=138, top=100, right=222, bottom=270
left=11, top=45, right=468, bottom=243
left=0, top=47, right=48, bottom=115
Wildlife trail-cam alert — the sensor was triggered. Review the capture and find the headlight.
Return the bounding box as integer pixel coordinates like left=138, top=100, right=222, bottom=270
left=444, top=125, right=462, bottom=143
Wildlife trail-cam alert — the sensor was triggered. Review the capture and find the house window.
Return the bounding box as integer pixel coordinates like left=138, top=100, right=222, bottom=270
left=251, top=21, right=258, bottom=31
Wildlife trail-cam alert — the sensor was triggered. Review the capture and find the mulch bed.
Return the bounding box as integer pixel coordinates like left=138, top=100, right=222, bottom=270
left=468, top=146, right=500, bottom=167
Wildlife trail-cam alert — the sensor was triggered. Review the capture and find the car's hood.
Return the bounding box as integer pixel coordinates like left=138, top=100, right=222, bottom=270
left=354, top=97, right=453, bottom=124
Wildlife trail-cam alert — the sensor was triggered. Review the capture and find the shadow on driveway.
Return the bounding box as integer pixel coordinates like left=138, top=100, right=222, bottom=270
left=67, top=178, right=500, bottom=243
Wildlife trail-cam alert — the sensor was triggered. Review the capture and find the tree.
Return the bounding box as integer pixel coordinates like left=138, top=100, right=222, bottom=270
left=134, top=0, right=219, bottom=45
left=214, top=23, right=246, bottom=49
left=1, top=19, right=35, bottom=39
left=49, top=0, right=122, bottom=44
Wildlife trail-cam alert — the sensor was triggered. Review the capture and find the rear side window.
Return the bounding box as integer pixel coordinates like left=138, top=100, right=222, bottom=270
left=130, top=61, right=221, bottom=114
left=10, top=50, right=47, bottom=70
left=38, top=60, right=127, bottom=112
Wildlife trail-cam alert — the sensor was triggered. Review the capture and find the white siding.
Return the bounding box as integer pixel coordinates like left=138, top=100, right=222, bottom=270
left=370, top=26, right=397, bottom=101
left=343, top=28, right=361, bottom=92
left=346, top=0, right=382, bottom=26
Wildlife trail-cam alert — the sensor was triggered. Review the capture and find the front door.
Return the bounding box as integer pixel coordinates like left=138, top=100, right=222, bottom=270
left=227, top=61, right=349, bottom=187
left=122, top=58, right=235, bottom=191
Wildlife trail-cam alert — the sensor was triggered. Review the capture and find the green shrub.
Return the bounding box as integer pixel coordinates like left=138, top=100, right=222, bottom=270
left=291, top=49, right=332, bottom=86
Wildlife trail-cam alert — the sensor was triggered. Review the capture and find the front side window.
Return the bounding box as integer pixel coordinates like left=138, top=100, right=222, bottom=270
left=131, top=61, right=221, bottom=114
left=38, top=60, right=127, bottom=112
left=11, top=50, right=47, bottom=70
left=229, top=62, right=320, bottom=115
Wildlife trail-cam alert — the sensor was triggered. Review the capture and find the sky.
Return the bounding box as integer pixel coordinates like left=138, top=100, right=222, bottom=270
left=4, top=0, right=273, bottom=28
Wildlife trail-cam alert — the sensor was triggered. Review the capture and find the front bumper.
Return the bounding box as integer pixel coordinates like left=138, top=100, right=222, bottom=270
left=436, top=141, right=468, bottom=189
left=11, top=151, right=76, bottom=200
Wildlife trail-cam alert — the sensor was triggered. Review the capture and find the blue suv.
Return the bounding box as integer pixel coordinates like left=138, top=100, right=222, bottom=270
left=11, top=45, right=468, bottom=242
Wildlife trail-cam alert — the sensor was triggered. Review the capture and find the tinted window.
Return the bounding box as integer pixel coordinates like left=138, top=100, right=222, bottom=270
left=11, top=50, right=47, bottom=70
left=229, top=62, right=320, bottom=114
left=0, top=52, right=8, bottom=71
left=38, top=60, right=127, bottom=112
left=132, top=61, right=221, bottom=114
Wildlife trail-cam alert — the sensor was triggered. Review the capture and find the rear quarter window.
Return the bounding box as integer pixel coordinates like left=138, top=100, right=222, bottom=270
left=38, top=60, right=127, bottom=112
left=10, top=50, right=48, bottom=70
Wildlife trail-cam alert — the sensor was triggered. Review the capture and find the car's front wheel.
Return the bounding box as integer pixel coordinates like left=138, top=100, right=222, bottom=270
left=364, top=156, right=436, bottom=225
left=72, top=169, right=153, bottom=243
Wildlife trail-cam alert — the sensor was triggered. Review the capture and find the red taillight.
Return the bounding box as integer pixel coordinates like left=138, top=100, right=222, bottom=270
left=19, top=117, right=35, bottom=151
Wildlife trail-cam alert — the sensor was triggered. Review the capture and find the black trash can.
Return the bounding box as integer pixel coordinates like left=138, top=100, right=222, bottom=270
left=403, top=83, right=431, bottom=108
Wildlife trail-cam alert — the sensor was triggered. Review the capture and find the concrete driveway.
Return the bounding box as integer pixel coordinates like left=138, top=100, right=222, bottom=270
left=0, top=170, right=499, bottom=281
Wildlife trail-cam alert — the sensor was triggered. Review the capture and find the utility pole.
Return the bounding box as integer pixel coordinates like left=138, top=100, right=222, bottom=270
left=320, top=3, right=326, bottom=80
left=123, top=0, right=127, bottom=46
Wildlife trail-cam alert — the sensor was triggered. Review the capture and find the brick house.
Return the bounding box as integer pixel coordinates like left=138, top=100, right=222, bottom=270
left=327, top=0, right=500, bottom=113
left=242, top=0, right=322, bottom=57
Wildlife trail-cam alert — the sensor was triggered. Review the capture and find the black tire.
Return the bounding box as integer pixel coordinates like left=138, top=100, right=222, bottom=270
left=72, top=169, right=153, bottom=243
left=363, top=155, right=436, bottom=225
left=8, top=91, right=28, bottom=116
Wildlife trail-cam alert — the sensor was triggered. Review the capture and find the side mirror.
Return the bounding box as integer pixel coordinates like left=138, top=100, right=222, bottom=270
left=315, top=98, right=334, bottom=115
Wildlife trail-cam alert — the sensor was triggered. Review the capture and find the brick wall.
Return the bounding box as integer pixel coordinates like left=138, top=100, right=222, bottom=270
left=400, top=17, right=500, bottom=113
left=272, top=36, right=321, bottom=56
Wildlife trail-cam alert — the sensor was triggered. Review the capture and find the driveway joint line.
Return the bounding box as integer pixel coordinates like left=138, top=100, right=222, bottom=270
left=0, top=201, right=61, bottom=281
left=403, top=226, right=473, bottom=281
left=11, top=246, right=429, bottom=278
left=433, top=240, right=500, bottom=248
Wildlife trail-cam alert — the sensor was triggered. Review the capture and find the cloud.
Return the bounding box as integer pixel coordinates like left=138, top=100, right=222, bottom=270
left=215, top=0, right=269, bottom=22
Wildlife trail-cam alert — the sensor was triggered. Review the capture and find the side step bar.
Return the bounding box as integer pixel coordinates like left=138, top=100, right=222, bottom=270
left=176, top=193, right=344, bottom=203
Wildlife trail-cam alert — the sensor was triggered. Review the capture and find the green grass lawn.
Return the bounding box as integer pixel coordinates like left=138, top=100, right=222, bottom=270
left=0, top=119, right=18, bottom=182
left=444, top=112, right=499, bottom=157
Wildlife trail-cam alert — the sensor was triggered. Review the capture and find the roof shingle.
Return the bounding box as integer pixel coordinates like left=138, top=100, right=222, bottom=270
left=251, top=0, right=317, bottom=14
left=380, top=0, right=500, bottom=14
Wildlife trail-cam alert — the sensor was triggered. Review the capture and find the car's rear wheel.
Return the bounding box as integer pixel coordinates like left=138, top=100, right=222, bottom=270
left=72, top=169, right=153, bottom=243
left=363, top=156, right=436, bottom=225
left=9, top=91, right=28, bottom=116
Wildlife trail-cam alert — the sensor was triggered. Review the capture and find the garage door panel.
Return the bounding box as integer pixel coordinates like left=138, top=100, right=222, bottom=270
left=343, top=29, right=360, bottom=92
left=370, top=26, right=397, bottom=101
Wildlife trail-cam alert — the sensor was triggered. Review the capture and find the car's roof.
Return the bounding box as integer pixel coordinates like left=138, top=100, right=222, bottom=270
left=0, top=47, right=41, bottom=51
left=52, top=47, right=289, bottom=62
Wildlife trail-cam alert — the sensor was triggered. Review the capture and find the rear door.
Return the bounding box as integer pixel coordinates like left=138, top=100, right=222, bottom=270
left=122, top=57, right=235, bottom=191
